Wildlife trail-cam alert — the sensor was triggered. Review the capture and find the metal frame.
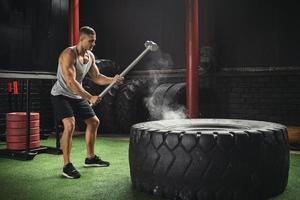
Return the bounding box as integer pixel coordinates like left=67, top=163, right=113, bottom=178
left=290, top=144, right=300, bottom=151
left=0, top=71, right=62, bottom=161
left=69, top=0, right=80, bottom=46
left=186, top=0, right=199, bottom=118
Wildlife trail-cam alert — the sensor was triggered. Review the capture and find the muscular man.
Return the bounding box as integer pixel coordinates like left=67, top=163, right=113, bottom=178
left=51, top=26, right=123, bottom=179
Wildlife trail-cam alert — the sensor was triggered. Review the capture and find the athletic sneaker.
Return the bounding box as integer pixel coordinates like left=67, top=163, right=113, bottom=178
left=84, top=155, right=110, bottom=167
left=62, top=163, right=81, bottom=179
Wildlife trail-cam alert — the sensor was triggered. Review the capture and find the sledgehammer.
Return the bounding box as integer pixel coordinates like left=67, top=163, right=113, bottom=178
left=91, top=40, right=159, bottom=106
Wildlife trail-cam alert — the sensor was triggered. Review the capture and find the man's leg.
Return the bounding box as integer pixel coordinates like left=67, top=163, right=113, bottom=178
left=84, top=116, right=110, bottom=167
left=61, top=117, right=76, bottom=165
left=60, top=116, right=81, bottom=178
left=84, top=116, right=99, bottom=158
left=51, top=95, right=80, bottom=178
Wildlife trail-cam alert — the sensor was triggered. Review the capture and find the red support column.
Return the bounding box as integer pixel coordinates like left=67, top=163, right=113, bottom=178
left=69, top=0, right=80, bottom=46
left=186, top=0, right=199, bottom=118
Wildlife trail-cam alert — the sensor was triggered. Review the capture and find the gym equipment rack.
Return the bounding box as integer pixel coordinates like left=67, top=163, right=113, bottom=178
left=0, top=70, right=62, bottom=160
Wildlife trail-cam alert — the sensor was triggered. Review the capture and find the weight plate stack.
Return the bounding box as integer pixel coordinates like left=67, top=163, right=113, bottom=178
left=6, top=112, right=40, bottom=150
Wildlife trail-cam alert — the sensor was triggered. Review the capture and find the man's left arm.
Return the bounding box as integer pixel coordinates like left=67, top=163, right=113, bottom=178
left=88, top=53, right=123, bottom=85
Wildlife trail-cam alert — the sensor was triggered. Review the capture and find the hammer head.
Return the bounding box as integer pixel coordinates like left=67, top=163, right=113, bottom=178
left=144, top=41, right=159, bottom=52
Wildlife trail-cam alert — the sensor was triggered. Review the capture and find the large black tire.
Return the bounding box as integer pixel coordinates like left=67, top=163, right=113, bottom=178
left=82, top=59, right=120, bottom=95
left=93, top=85, right=120, bottom=134
left=129, top=119, right=290, bottom=200
left=149, top=83, right=186, bottom=120
left=116, top=79, right=149, bottom=134
left=76, top=77, right=104, bottom=131
left=96, top=59, right=120, bottom=77
left=147, top=83, right=173, bottom=120
left=81, top=59, right=120, bottom=133
left=163, top=82, right=186, bottom=109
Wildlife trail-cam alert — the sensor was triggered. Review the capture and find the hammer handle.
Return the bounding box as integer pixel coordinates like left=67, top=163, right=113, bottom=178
left=89, top=46, right=151, bottom=106
left=98, top=46, right=151, bottom=98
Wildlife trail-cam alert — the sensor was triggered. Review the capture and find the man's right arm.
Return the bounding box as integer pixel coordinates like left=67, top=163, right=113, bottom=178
left=60, top=49, right=100, bottom=104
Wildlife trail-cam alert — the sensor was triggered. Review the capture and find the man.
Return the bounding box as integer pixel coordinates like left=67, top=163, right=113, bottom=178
left=51, top=26, right=123, bottom=179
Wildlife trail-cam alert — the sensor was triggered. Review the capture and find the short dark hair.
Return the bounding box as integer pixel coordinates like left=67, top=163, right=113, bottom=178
left=80, top=26, right=96, bottom=36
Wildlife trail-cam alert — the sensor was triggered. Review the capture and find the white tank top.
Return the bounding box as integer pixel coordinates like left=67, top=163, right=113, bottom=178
left=51, top=46, right=92, bottom=99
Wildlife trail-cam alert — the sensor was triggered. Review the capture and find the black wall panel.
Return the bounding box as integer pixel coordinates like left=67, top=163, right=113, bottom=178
left=210, top=0, right=300, bottom=67
left=0, top=0, right=299, bottom=70
left=0, top=0, right=69, bottom=72
left=80, top=0, right=186, bottom=70
left=200, top=72, right=300, bottom=126
left=81, top=0, right=300, bottom=69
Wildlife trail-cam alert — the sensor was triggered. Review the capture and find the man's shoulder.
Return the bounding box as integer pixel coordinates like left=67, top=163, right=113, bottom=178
left=87, top=50, right=95, bottom=58
left=58, top=47, right=76, bottom=66
left=60, top=47, right=76, bottom=60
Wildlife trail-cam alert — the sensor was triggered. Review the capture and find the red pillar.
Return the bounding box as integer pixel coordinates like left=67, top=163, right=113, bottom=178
left=186, top=0, right=199, bottom=118
left=69, top=0, right=80, bottom=46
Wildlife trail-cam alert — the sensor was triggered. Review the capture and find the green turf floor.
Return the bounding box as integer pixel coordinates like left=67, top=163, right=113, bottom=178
left=0, top=136, right=299, bottom=200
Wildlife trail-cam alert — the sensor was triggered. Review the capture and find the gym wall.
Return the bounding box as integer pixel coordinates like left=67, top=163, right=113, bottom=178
left=80, top=0, right=186, bottom=70
left=210, top=0, right=300, bottom=67
left=80, top=0, right=300, bottom=69
left=199, top=0, right=300, bottom=126
left=0, top=0, right=69, bottom=72
left=199, top=73, right=300, bottom=126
